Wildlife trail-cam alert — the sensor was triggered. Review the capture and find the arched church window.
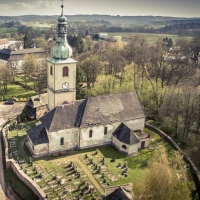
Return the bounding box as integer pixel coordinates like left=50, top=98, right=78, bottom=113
left=50, top=65, right=53, bottom=75
left=63, top=66, right=68, bottom=76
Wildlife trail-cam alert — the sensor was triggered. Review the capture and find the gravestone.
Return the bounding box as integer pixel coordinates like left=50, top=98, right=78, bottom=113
left=117, top=162, right=121, bottom=168
left=111, top=157, right=115, bottom=162
left=84, top=154, right=88, bottom=159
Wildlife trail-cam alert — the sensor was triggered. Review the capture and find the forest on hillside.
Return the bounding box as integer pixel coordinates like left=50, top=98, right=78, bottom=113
left=1, top=15, right=200, bottom=39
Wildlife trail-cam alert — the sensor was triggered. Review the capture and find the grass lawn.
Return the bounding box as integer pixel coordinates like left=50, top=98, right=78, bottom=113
left=15, top=76, right=36, bottom=89
left=7, top=121, right=36, bottom=161
left=3, top=84, right=37, bottom=101
left=5, top=169, right=38, bottom=200
left=107, top=32, right=192, bottom=43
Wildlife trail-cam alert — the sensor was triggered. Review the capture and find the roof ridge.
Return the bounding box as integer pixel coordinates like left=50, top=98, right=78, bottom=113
left=77, top=98, right=88, bottom=127
left=119, top=186, right=132, bottom=199
left=49, top=107, right=58, bottom=131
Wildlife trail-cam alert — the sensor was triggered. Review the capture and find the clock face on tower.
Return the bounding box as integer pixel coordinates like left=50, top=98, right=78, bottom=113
left=62, top=82, right=69, bottom=89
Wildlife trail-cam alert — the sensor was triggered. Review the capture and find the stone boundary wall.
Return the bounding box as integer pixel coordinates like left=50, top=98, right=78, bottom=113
left=6, top=160, right=46, bottom=200
left=146, top=124, right=200, bottom=197
left=1, top=125, right=46, bottom=200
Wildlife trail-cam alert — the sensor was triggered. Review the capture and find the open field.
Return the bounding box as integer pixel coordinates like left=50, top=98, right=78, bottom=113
left=0, top=27, right=18, bottom=37
left=107, top=32, right=193, bottom=43
left=30, top=22, right=54, bottom=28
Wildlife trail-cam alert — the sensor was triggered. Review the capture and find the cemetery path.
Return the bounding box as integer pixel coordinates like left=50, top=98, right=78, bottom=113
left=0, top=102, right=26, bottom=194
left=73, top=157, right=104, bottom=195
left=19, top=137, right=31, bottom=161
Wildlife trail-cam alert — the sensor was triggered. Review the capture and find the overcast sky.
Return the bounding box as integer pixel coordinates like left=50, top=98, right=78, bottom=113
left=0, top=0, right=200, bottom=17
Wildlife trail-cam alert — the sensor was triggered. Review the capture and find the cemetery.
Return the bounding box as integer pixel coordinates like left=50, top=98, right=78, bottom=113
left=5, top=119, right=192, bottom=199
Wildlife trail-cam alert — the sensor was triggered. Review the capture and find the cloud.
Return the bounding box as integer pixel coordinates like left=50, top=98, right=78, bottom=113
left=35, top=0, right=59, bottom=9
left=0, top=3, right=12, bottom=10
left=16, top=2, right=31, bottom=9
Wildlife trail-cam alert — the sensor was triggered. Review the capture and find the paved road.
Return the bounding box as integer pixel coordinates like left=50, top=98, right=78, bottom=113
left=0, top=102, right=26, bottom=193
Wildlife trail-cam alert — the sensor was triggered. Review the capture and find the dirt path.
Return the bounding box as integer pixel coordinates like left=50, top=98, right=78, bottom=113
left=72, top=156, right=104, bottom=195
left=19, top=137, right=30, bottom=161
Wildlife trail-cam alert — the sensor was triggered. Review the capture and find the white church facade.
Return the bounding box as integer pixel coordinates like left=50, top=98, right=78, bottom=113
left=26, top=4, right=150, bottom=157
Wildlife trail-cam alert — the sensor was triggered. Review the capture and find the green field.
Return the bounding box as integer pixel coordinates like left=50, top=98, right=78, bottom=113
left=0, top=27, right=18, bottom=37
left=107, top=32, right=192, bottom=43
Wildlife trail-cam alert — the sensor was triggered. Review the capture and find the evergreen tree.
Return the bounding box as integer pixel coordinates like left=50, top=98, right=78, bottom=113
left=23, top=31, right=32, bottom=49
left=75, top=36, right=84, bottom=53
left=168, top=38, right=173, bottom=48
left=67, top=35, right=84, bottom=54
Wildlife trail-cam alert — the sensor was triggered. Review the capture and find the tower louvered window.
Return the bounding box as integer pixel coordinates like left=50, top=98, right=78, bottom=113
left=63, top=66, right=68, bottom=76
left=50, top=65, right=53, bottom=75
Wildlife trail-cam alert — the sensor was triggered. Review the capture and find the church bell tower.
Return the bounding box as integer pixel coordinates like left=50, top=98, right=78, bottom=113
left=47, top=1, right=77, bottom=110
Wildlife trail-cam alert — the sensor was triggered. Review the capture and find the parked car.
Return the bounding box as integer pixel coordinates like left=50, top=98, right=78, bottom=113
left=4, top=100, right=14, bottom=105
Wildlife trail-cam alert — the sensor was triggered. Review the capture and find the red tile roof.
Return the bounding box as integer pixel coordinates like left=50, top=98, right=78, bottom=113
left=0, top=39, right=9, bottom=46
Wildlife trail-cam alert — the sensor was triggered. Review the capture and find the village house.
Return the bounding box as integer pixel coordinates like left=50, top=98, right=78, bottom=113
left=103, top=183, right=138, bottom=200
left=26, top=4, right=150, bottom=157
left=0, top=38, right=10, bottom=50
left=26, top=93, right=48, bottom=120
left=0, top=48, right=46, bottom=73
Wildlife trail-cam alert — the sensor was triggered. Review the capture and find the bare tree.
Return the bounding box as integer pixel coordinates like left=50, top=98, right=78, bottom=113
left=0, top=65, right=12, bottom=100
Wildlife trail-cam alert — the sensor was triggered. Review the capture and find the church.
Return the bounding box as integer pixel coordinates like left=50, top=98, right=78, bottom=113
left=26, top=4, right=150, bottom=157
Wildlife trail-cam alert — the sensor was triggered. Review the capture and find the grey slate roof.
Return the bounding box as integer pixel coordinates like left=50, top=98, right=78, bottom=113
left=0, top=48, right=45, bottom=61
left=27, top=123, right=49, bottom=145
left=104, top=186, right=133, bottom=200
left=113, top=123, right=140, bottom=145
left=80, top=92, right=145, bottom=127
left=40, top=100, right=84, bottom=131
left=38, top=91, right=145, bottom=132
left=27, top=93, right=48, bottom=108
left=10, top=48, right=45, bottom=55
left=0, top=49, right=10, bottom=60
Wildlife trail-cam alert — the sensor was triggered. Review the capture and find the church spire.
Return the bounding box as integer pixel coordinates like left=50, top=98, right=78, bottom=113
left=61, top=0, right=64, bottom=15
left=51, top=0, right=72, bottom=60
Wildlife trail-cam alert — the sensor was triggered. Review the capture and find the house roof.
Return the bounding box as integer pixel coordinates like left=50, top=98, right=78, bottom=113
left=0, top=38, right=9, bottom=46
left=40, top=99, right=84, bottom=131
left=80, top=92, right=145, bottom=127
left=38, top=91, right=145, bottom=132
left=8, top=41, right=22, bottom=51
left=134, top=130, right=149, bottom=139
left=0, top=48, right=46, bottom=61
left=27, top=93, right=48, bottom=108
left=105, top=187, right=132, bottom=200
left=10, top=48, right=45, bottom=55
left=27, top=123, right=49, bottom=145
left=0, top=49, right=10, bottom=60
left=113, top=123, right=140, bottom=145
left=104, top=183, right=137, bottom=200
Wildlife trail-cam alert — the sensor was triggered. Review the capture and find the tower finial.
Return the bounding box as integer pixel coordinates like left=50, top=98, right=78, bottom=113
left=61, top=0, right=64, bottom=15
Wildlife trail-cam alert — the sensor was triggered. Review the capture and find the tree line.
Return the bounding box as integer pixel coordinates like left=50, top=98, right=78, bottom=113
left=74, top=35, right=200, bottom=168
